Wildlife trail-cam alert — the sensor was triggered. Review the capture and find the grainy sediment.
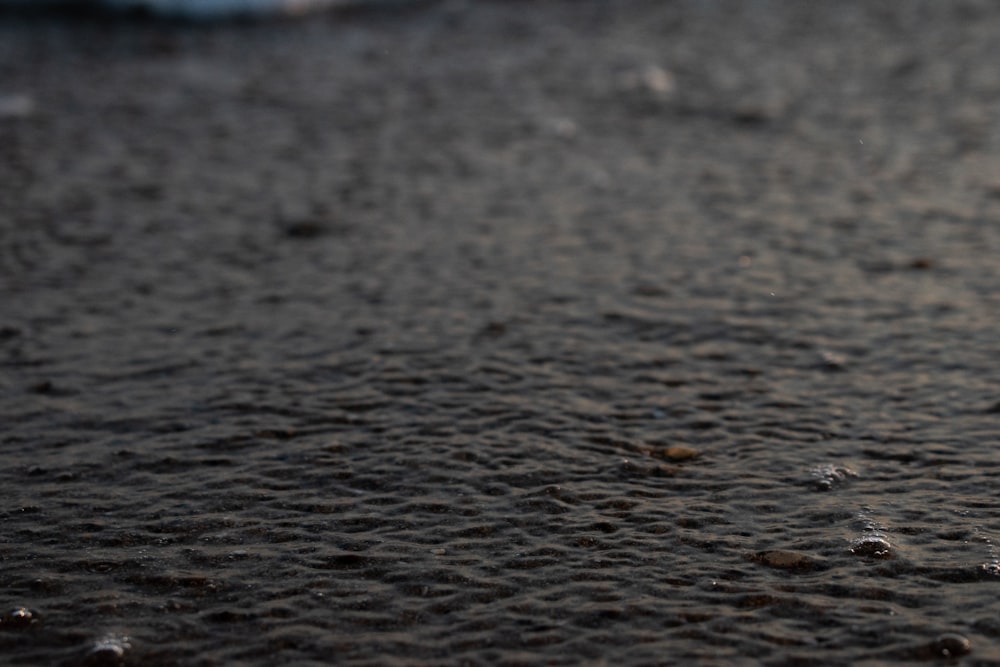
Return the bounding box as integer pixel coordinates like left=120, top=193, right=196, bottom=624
left=2, top=2, right=1000, bottom=664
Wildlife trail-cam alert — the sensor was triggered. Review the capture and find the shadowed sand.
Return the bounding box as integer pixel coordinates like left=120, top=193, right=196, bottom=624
left=2, top=1, right=1000, bottom=665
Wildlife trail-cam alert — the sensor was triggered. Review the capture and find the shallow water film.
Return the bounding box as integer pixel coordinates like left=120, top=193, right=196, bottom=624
left=2, top=1, right=1000, bottom=665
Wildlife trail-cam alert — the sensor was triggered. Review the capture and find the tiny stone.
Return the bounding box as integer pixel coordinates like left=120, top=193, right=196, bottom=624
left=281, top=219, right=326, bottom=239
left=81, top=635, right=131, bottom=667
left=619, top=64, right=676, bottom=97
left=818, top=350, right=847, bottom=370
left=658, top=446, right=699, bottom=461
left=749, top=550, right=821, bottom=572
left=30, top=380, right=55, bottom=394
left=850, top=536, right=894, bottom=559
left=0, top=607, right=40, bottom=628
left=931, top=633, right=971, bottom=658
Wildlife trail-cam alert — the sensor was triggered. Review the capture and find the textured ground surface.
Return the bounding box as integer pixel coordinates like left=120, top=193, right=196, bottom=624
left=2, top=1, right=1000, bottom=664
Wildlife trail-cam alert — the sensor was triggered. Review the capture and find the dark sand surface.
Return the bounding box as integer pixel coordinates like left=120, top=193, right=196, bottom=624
left=2, top=1, right=1000, bottom=664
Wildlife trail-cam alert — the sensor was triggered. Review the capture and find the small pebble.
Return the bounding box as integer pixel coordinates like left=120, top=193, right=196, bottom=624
left=818, top=350, right=848, bottom=371
left=281, top=219, right=326, bottom=239
left=619, top=64, right=676, bottom=97
left=81, top=635, right=131, bottom=667
left=749, top=550, right=822, bottom=572
left=930, top=633, right=971, bottom=658
left=0, top=607, right=40, bottom=628
left=656, top=446, right=699, bottom=461
left=850, top=536, right=894, bottom=559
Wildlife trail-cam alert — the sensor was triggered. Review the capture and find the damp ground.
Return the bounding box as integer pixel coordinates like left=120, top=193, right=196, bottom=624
left=2, top=1, right=1000, bottom=664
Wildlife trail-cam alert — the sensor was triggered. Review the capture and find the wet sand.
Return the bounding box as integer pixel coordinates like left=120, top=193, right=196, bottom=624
left=2, top=1, right=1000, bottom=664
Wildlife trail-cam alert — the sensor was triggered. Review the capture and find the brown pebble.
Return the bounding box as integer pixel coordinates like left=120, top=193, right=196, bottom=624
left=749, top=550, right=821, bottom=572
left=657, top=446, right=699, bottom=461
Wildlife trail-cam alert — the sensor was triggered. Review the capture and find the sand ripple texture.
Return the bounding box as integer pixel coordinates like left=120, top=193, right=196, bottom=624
left=2, top=1, right=1000, bottom=665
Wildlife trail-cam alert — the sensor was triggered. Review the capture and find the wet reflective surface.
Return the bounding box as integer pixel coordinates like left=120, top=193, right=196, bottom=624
left=2, top=1, right=1000, bottom=664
